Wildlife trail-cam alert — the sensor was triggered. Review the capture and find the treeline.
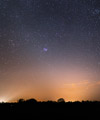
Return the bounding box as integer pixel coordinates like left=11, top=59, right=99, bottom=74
left=0, top=98, right=100, bottom=118
left=17, top=98, right=65, bottom=103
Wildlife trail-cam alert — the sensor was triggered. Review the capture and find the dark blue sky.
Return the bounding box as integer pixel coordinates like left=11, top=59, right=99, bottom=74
left=0, top=0, right=100, bottom=102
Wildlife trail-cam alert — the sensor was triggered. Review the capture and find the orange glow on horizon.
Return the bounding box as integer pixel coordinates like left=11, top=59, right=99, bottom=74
left=0, top=63, right=100, bottom=102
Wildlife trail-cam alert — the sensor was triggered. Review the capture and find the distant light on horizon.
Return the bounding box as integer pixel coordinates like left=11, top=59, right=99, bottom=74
left=0, top=98, right=8, bottom=103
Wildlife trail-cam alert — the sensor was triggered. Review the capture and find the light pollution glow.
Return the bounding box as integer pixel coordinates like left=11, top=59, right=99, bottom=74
left=0, top=61, right=100, bottom=102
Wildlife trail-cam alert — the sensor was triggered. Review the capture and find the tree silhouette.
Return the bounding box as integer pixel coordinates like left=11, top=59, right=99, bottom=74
left=18, top=98, right=25, bottom=103
left=25, top=98, right=37, bottom=103
left=57, top=98, right=65, bottom=103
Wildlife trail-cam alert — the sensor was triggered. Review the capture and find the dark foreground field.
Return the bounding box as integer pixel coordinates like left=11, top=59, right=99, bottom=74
left=0, top=100, right=100, bottom=119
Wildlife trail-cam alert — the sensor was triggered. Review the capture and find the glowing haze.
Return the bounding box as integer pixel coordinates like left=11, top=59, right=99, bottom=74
left=0, top=0, right=100, bottom=102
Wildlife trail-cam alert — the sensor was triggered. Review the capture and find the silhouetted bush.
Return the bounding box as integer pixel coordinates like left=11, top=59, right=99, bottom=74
left=57, top=98, right=65, bottom=103
left=18, top=99, right=25, bottom=103
left=25, top=98, right=37, bottom=103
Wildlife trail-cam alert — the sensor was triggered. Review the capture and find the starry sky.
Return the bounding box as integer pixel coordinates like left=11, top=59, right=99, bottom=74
left=0, top=0, right=100, bottom=102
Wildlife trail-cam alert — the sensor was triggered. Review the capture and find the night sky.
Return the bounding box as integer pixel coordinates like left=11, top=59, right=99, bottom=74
left=0, top=0, right=100, bottom=102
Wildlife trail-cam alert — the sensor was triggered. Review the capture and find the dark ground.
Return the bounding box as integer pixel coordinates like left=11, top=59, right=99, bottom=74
left=0, top=101, right=100, bottom=119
